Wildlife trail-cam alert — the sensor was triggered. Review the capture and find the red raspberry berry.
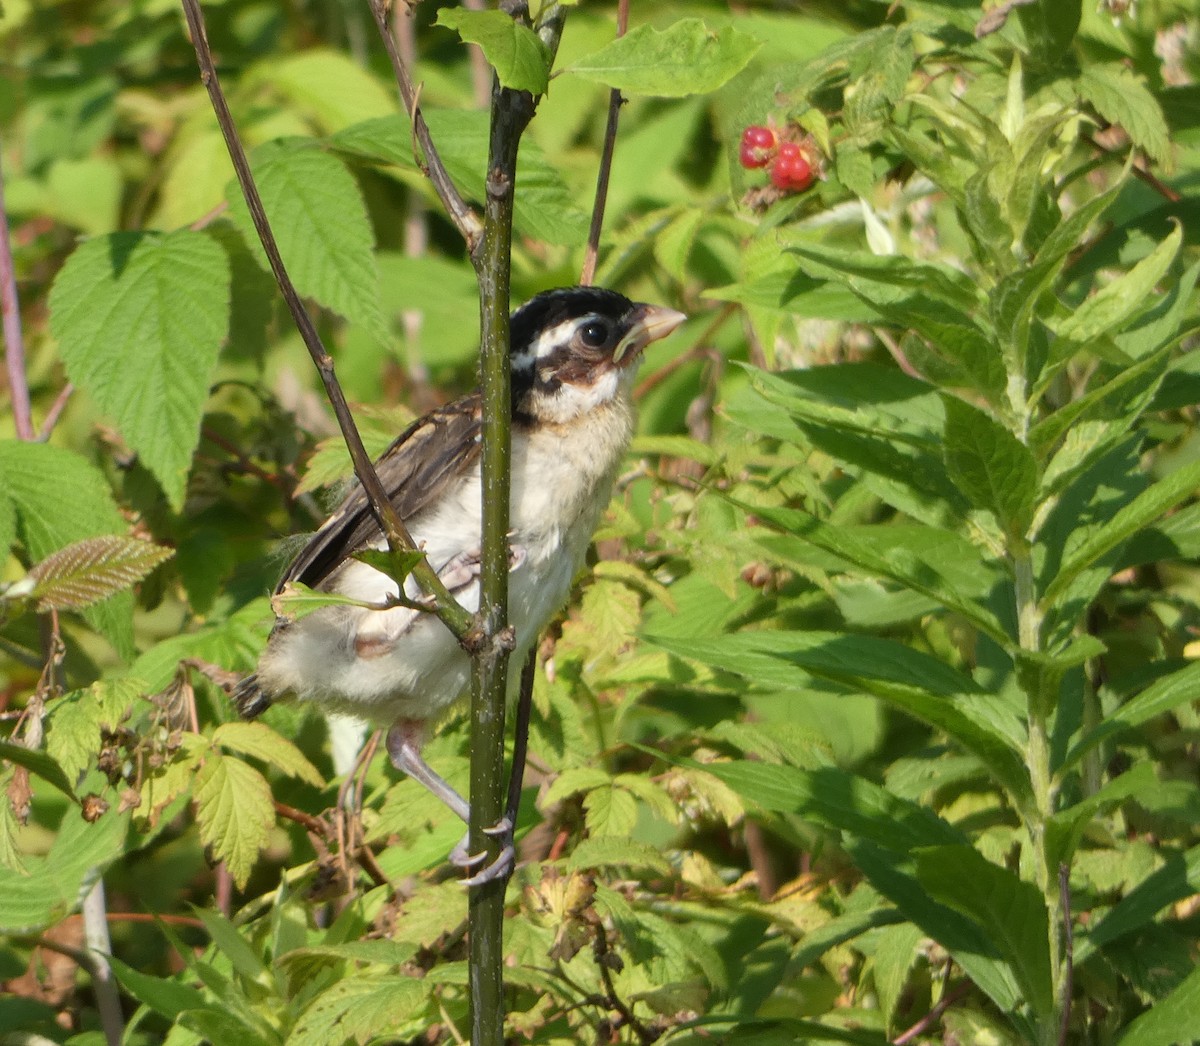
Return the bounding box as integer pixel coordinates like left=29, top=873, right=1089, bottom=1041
left=739, top=124, right=778, bottom=169
left=769, top=142, right=814, bottom=192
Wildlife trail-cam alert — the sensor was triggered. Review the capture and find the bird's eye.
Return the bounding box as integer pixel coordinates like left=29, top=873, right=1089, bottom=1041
left=578, top=319, right=609, bottom=348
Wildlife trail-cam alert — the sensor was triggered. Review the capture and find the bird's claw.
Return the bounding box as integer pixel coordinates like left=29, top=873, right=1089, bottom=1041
left=450, top=817, right=515, bottom=886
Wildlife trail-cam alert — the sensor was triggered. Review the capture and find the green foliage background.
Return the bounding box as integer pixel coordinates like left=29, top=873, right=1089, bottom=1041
left=3, top=1, right=1200, bottom=1043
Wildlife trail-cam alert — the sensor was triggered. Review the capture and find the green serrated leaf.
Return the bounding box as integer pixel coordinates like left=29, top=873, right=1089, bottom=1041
left=1079, top=63, right=1170, bottom=163
left=350, top=548, right=426, bottom=589
left=1056, top=223, right=1182, bottom=348
left=289, top=975, right=427, bottom=1046
left=0, top=803, right=128, bottom=933
left=1065, top=660, right=1200, bottom=770
left=1043, top=458, right=1200, bottom=607
left=566, top=20, right=760, bottom=98
left=942, top=397, right=1038, bottom=536
left=584, top=784, right=638, bottom=837
left=212, top=721, right=324, bottom=787
left=1116, top=962, right=1200, bottom=1046
left=567, top=838, right=673, bottom=876
left=27, top=535, right=173, bottom=611
left=435, top=9, right=551, bottom=94
left=225, top=140, right=387, bottom=344
left=48, top=231, right=231, bottom=511
left=193, top=752, right=274, bottom=889
left=699, top=759, right=966, bottom=853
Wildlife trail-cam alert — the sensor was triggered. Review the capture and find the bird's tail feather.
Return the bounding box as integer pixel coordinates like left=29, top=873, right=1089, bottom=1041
left=232, top=674, right=272, bottom=719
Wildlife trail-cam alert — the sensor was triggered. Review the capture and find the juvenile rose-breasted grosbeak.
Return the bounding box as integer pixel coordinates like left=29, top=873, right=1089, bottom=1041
left=234, top=287, right=686, bottom=874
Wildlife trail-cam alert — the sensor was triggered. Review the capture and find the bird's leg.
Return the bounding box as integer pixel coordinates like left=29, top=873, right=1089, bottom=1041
left=385, top=719, right=515, bottom=884
left=386, top=719, right=469, bottom=822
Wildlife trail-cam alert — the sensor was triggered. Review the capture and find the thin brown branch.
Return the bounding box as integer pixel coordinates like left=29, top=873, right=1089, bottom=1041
left=0, top=151, right=33, bottom=441
left=372, top=0, right=483, bottom=249
left=1083, top=133, right=1181, bottom=203
left=179, top=0, right=472, bottom=640
left=892, top=980, right=971, bottom=1045
left=580, top=0, right=629, bottom=287
left=37, top=382, right=74, bottom=441
left=1058, top=863, right=1074, bottom=1046
left=594, top=921, right=659, bottom=1044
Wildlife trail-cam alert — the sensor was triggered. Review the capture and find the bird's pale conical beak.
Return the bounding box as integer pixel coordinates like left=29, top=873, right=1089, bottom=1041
left=613, top=304, right=688, bottom=364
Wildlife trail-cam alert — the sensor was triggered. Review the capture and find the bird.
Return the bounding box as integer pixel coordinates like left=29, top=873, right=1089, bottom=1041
left=233, top=286, right=686, bottom=879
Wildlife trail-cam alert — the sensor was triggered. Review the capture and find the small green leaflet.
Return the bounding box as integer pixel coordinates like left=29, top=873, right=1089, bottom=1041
left=942, top=397, right=1038, bottom=537
left=435, top=9, right=551, bottom=94
left=27, top=535, right=173, bottom=611
left=1056, top=223, right=1182, bottom=347
left=193, top=752, right=274, bottom=889
left=565, top=20, right=760, bottom=98
left=48, top=230, right=231, bottom=511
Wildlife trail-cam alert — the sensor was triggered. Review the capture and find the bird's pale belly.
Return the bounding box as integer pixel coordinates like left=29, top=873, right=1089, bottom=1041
left=256, top=507, right=598, bottom=726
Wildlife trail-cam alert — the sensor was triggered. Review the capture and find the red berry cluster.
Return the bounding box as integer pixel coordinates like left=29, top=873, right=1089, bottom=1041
left=738, top=124, right=816, bottom=194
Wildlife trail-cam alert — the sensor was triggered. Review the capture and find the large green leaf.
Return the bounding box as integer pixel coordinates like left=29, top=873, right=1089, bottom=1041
left=565, top=20, right=760, bottom=97
left=435, top=9, right=551, bottom=94
left=225, top=140, right=387, bottom=344
left=47, top=230, right=230, bottom=511
left=0, top=803, right=128, bottom=933
left=1079, top=63, right=1170, bottom=163
left=331, top=111, right=588, bottom=245
left=851, top=842, right=1026, bottom=1021
left=1117, top=962, right=1200, bottom=1046
left=1065, top=660, right=1200, bottom=770
left=916, top=845, right=1054, bottom=1018
left=1054, top=223, right=1181, bottom=349
left=698, top=760, right=966, bottom=854
left=651, top=631, right=1031, bottom=808
left=1042, top=458, right=1200, bottom=607
left=192, top=752, right=274, bottom=890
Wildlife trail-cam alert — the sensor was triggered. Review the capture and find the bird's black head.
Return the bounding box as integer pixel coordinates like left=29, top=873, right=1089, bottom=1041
left=508, top=287, right=686, bottom=425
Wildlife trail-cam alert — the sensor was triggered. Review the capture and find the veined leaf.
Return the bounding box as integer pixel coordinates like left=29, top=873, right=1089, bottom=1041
left=435, top=9, right=551, bottom=94
left=193, top=752, right=274, bottom=889
left=1116, top=963, right=1200, bottom=1046
left=698, top=760, right=966, bottom=854
left=226, top=140, right=387, bottom=344
left=1081, top=843, right=1200, bottom=958
left=1042, top=458, right=1200, bottom=607
left=1079, top=63, right=1170, bottom=163
left=0, top=803, right=128, bottom=933
left=851, top=841, right=1026, bottom=1020
left=212, top=722, right=324, bottom=787
left=1055, top=223, right=1182, bottom=348
left=942, top=397, right=1038, bottom=536
left=0, top=740, right=78, bottom=801
left=27, top=535, right=173, bottom=611
left=48, top=231, right=231, bottom=511
left=565, top=20, right=760, bottom=97
left=1065, top=660, right=1200, bottom=770
left=650, top=631, right=1031, bottom=808
left=725, top=499, right=1010, bottom=644
left=916, top=845, right=1054, bottom=1018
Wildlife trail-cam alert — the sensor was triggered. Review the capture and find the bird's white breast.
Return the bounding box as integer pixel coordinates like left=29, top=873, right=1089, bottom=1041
left=257, top=394, right=636, bottom=725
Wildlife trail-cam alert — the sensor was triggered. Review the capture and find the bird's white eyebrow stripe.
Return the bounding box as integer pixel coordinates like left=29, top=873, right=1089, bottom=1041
left=512, top=316, right=597, bottom=371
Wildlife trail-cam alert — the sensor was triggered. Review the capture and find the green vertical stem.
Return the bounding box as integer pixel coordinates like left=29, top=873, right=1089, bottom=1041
left=1015, top=536, right=1062, bottom=1045
left=467, top=74, right=534, bottom=1046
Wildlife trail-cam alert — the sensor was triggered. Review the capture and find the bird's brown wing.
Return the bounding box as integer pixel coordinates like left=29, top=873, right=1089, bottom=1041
left=278, top=395, right=483, bottom=591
